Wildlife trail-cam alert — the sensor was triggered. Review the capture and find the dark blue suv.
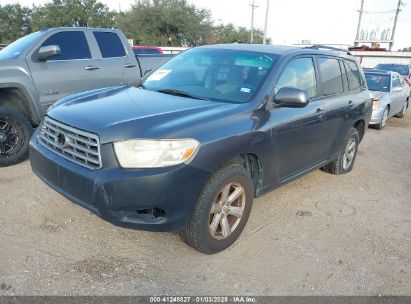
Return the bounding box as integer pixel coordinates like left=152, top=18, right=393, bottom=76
left=29, top=44, right=372, bottom=253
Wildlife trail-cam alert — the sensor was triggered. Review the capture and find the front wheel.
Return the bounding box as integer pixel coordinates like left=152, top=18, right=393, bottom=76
left=179, top=164, right=254, bottom=254
left=375, top=107, right=389, bottom=130
left=321, top=127, right=360, bottom=175
left=0, top=107, right=33, bottom=167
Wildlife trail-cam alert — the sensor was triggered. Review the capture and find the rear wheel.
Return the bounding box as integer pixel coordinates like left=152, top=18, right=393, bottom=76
left=394, top=100, right=408, bottom=118
left=321, top=127, right=359, bottom=175
left=179, top=164, right=254, bottom=254
left=0, top=107, right=33, bottom=167
left=375, top=107, right=389, bottom=130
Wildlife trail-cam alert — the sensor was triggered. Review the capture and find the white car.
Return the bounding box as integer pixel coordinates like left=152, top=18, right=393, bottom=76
left=365, top=69, right=410, bottom=130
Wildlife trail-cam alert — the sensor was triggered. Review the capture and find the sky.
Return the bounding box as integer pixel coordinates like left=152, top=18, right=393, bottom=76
left=3, top=0, right=411, bottom=50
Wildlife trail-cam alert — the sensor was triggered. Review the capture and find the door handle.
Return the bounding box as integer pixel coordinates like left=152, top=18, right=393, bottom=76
left=84, top=65, right=99, bottom=71
left=348, top=100, right=355, bottom=108
left=316, top=107, right=325, bottom=113
left=124, top=63, right=136, bottom=68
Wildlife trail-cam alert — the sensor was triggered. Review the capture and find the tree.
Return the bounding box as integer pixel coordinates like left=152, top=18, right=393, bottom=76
left=31, top=0, right=116, bottom=30
left=0, top=4, right=32, bottom=43
left=116, top=0, right=212, bottom=47
left=206, top=23, right=269, bottom=45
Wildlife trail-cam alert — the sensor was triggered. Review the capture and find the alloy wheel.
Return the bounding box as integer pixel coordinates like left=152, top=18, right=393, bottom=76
left=0, top=119, right=19, bottom=156
left=342, top=138, right=356, bottom=170
left=209, top=182, right=246, bottom=240
left=381, top=108, right=389, bottom=127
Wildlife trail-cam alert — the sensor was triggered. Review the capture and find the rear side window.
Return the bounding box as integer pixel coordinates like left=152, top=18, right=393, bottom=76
left=317, top=57, right=344, bottom=95
left=276, top=57, right=317, bottom=98
left=41, top=31, right=91, bottom=61
left=344, top=60, right=362, bottom=90
left=93, top=32, right=126, bottom=58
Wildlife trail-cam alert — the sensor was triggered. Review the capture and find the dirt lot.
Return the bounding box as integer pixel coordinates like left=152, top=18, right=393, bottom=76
left=0, top=114, right=410, bottom=296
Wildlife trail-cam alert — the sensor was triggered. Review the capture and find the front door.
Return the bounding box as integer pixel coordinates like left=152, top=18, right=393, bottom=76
left=270, top=56, right=327, bottom=182
left=27, top=30, right=104, bottom=109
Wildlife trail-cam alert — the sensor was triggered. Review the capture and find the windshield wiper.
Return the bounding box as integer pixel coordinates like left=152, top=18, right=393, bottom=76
left=157, top=89, right=207, bottom=100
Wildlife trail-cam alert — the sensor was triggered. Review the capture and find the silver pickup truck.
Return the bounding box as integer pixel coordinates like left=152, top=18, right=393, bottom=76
left=0, top=27, right=171, bottom=166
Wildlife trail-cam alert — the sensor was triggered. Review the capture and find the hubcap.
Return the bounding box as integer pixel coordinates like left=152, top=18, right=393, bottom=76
left=0, top=120, right=19, bottom=156
left=381, top=109, right=388, bottom=127
left=209, top=182, right=246, bottom=240
left=342, top=137, right=356, bottom=170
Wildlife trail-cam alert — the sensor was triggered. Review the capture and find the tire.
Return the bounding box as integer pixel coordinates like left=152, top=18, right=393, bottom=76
left=321, top=127, right=360, bottom=175
left=375, top=107, right=389, bottom=130
left=394, top=100, right=408, bottom=118
left=179, top=164, right=254, bottom=254
left=0, top=107, right=33, bottom=167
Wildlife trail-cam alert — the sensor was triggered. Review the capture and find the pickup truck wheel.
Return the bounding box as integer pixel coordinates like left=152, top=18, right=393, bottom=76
left=321, top=127, right=359, bottom=175
left=394, top=100, right=408, bottom=118
left=179, top=164, right=254, bottom=254
left=0, top=107, right=33, bottom=167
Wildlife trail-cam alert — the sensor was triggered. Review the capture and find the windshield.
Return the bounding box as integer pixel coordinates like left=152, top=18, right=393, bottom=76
left=365, top=73, right=390, bottom=92
left=0, top=31, right=44, bottom=61
left=142, top=48, right=279, bottom=103
left=375, top=64, right=409, bottom=76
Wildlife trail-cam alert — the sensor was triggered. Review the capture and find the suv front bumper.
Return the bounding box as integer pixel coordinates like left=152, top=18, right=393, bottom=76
left=29, top=134, right=210, bottom=232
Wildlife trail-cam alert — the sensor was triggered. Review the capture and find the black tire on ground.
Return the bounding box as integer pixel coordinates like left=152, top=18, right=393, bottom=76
left=321, top=127, right=360, bottom=175
left=0, top=107, right=33, bottom=167
left=179, top=163, right=254, bottom=254
left=394, top=100, right=408, bottom=118
left=375, top=107, right=389, bottom=130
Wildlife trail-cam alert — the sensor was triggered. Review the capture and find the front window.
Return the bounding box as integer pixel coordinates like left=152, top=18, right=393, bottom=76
left=276, top=57, right=317, bottom=98
left=365, top=73, right=390, bottom=92
left=0, top=31, right=44, bottom=60
left=142, top=48, right=279, bottom=103
left=376, top=64, right=409, bottom=76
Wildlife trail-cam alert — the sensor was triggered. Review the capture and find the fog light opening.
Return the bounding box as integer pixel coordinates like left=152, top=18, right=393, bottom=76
left=136, top=207, right=166, bottom=220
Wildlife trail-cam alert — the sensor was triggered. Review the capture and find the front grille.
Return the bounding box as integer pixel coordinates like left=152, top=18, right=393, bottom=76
left=38, top=117, right=102, bottom=170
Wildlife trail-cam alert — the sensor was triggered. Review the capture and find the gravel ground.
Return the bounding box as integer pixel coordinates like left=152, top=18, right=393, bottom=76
left=0, top=114, right=410, bottom=296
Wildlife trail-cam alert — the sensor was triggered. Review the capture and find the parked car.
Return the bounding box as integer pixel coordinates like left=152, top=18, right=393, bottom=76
left=132, top=45, right=163, bottom=55
left=375, top=63, right=411, bottom=86
left=0, top=27, right=169, bottom=167
left=29, top=44, right=372, bottom=253
left=365, top=69, right=409, bottom=130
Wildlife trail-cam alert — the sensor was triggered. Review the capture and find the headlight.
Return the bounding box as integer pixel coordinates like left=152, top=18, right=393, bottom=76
left=372, top=99, right=381, bottom=108
left=114, top=138, right=199, bottom=168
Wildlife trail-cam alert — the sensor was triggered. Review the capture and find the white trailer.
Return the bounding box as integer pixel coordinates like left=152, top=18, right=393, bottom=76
left=351, top=51, right=411, bottom=68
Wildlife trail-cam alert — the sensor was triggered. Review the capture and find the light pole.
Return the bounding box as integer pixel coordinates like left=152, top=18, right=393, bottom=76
left=250, top=0, right=259, bottom=43
left=263, top=0, right=270, bottom=44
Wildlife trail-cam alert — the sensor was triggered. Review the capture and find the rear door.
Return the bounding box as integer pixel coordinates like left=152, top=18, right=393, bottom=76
left=27, top=30, right=103, bottom=109
left=90, top=30, right=137, bottom=87
left=315, top=56, right=353, bottom=159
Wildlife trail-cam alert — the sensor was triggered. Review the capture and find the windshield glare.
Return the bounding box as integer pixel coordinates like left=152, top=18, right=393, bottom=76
left=0, top=31, right=44, bottom=61
left=143, top=48, right=279, bottom=103
left=376, top=64, right=409, bottom=76
left=365, top=73, right=390, bottom=92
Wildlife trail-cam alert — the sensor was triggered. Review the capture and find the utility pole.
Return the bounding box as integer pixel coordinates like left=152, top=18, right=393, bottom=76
left=250, top=0, right=259, bottom=43
left=389, top=0, right=403, bottom=51
left=263, top=0, right=270, bottom=44
left=354, top=0, right=365, bottom=47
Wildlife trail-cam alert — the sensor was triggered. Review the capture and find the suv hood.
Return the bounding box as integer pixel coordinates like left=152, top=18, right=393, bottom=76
left=48, top=86, right=239, bottom=143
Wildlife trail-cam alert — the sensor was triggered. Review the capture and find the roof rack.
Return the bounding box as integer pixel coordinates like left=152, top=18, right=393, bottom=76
left=304, top=44, right=352, bottom=55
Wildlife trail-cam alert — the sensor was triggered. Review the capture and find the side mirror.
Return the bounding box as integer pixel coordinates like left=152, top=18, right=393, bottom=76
left=274, top=87, right=309, bottom=108
left=38, top=45, right=61, bottom=61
